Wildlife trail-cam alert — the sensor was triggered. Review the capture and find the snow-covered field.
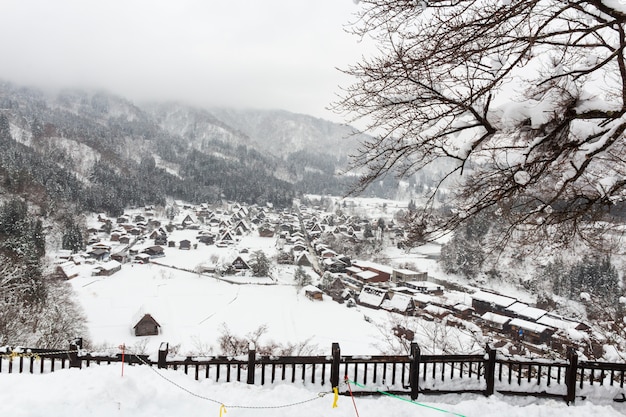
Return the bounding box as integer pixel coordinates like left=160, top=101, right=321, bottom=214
left=67, top=222, right=491, bottom=357
left=69, top=232, right=404, bottom=355
left=1, top=364, right=625, bottom=417
left=71, top=262, right=387, bottom=355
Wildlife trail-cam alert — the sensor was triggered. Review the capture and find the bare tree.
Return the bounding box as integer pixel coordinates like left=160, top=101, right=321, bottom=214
left=336, top=1, right=626, bottom=251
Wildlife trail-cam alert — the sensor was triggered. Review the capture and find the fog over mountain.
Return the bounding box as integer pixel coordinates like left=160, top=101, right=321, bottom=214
left=0, top=82, right=371, bottom=215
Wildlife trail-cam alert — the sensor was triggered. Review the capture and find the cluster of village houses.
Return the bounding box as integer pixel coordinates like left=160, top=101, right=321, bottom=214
left=295, top=206, right=592, bottom=355
left=54, top=201, right=593, bottom=354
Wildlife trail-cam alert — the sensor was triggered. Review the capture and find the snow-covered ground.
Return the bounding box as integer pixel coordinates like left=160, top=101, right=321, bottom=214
left=70, top=262, right=387, bottom=355
left=4, top=200, right=626, bottom=415
left=1, top=364, right=624, bottom=417
left=69, top=231, right=402, bottom=355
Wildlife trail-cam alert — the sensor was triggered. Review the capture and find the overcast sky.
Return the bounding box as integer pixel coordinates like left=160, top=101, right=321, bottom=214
left=0, top=0, right=368, bottom=122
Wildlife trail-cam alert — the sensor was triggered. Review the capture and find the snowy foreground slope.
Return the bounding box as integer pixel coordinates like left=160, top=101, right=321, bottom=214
left=1, top=364, right=625, bottom=417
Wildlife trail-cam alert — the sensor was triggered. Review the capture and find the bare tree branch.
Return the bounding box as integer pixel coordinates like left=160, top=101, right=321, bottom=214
left=335, top=0, right=626, bottom=250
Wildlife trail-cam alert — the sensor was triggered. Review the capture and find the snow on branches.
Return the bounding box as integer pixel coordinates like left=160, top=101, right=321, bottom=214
left=336, top=0, right=626, bottom=250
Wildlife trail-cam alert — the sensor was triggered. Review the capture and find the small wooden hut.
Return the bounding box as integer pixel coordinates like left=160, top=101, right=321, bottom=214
left=133, top=313, right=161, bottom=336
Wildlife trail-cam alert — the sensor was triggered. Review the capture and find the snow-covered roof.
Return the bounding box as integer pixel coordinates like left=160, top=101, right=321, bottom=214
left=536, top=314, right=582, bottom=331
left=505, top=302, right=529, bottom=314
left=59, top=261, right=79, bottom=278
left=358, top=286, right=387, bottom=307
left=481, top=312, right=511, bottom=325
left=472, top=291, right=516, bottom=307
left=295, top=252, right=311, bottom=262
left=411, top=292, right=433, bottom=304
left=405, top=280, right=443, bottom=291
left=454, top=303, right=473, bottom=312
left=356, top=270, right=379, bottom=280
left=352, top=260, right=393, bottom=274
left=302, top=285, right=322, bottom=293
left=424, top=304, right=451, bottom=317
left=99, top=260, right=121, bottom=271
left=381, top=293, right=413, bottom=312
left=509, top=318, right=552, bottom=334
left=517, top=306, right=547, bottom=321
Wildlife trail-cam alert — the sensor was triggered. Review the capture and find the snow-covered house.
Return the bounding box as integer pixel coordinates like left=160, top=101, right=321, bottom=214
left=391, top=268, right=428, bottom=283
left=233, top=220, right=250, bottom=233
left=303, top=285, right=323, bottom=301
left=452, top=303, right=474, bottom=319
left=88, top=248, right=110, bottom=262
left=57, top=261, right=79, bottom=280
left=291, top=242, right=307, bottom=253
left=472, top=291, right=517, bottom=315
left=381, top=292, right=415, bottom=314
left=508, top=318, right=555, bottom=344
left=403, top=280, right=444, bottom=295
left=480, top=312, right=512, bottom=330
left=93, top=260, right=122, bottom=277
left=142, top=246, right=165, bottom=258
left=355, top=269, right=381, bottom=284
left=231, top=256, right=250, bottom=270
left=357, top=286, right=389, bottom=309
left=351, top=260, right=393, bottom=282
left=295, top=252, right=312, bottom=267
left=133, top=313, right=161, bottom=337
left=505, top=302, right=547, bottom=321
left=423, top=304, right=453, bottom=319
left=219, top=231, right=235, bottom=244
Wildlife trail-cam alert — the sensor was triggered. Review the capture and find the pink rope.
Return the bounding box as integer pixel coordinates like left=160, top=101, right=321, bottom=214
left=345, top=376, right=361, bottom=417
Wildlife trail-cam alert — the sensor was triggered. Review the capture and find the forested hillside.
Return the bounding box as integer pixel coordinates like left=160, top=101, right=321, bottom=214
left=0, top=82, right=366, bottom=215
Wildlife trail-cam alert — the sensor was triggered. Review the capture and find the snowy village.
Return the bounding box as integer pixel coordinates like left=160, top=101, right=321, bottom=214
left=0, top=196, right=622, bottom=412
left=4, top=1, right=626, bottom=416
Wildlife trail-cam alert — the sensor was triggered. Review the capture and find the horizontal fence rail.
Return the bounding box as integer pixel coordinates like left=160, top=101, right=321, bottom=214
left=1, top=341, right=625, bottom=404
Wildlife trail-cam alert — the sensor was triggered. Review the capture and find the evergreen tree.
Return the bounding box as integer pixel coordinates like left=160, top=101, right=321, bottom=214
left=250, top=250, right=271, bottom=277
left=319, top=271, right=335, bottom=291
left=0, top=114, right=11, bottom=141
left=439, top=212, right=491, bottom=279
left=363, top=223, right=374, bottom=239
left=30, top=219, right=45, bottom=258
left=559, top=255, right=620, bottom=301
left=0, top=199, right=46, bottom=305
left=61, top=217, right=85, bottom=253
left=294, top=266, right=312, bottom=289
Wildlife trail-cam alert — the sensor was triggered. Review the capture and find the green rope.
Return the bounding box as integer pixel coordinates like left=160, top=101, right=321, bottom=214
left=346, top=379, right=468, bottom=417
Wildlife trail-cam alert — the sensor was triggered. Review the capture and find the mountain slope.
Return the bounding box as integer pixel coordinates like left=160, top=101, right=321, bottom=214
left=207, top=107, right=359, bottom=158
left=0, top=81, right=363, bottom=215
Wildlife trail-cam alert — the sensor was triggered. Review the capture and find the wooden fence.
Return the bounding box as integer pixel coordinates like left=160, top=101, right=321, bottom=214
left=2, top=341, right=625, bottom=404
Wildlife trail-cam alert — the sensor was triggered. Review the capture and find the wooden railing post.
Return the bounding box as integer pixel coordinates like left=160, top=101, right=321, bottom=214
left=331, top=342, right=341, bottom=389
left=247, top=343, right=256, bottom=384
left=8, top=346, right=13, bottom=373
left=409, top=342, right=421, bottom=400
left=485, top=344, right=496, bottom=396
left=69, top=338, right=83, bottom=369
left=158, top=342, right=169, bottom=369
left=565, top=347, right=578, bottom=404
